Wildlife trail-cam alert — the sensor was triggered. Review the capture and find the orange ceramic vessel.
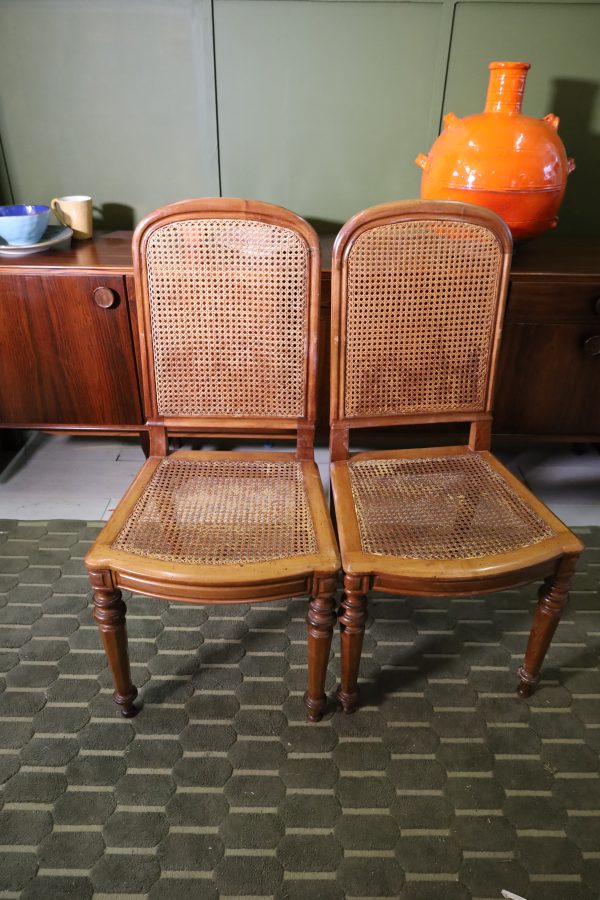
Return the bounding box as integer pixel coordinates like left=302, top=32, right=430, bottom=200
left=416, top=62, right=575, bottom=240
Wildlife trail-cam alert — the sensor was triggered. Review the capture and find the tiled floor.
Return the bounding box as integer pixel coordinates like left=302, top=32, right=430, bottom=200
left=1, top=434, right=599, bottom=526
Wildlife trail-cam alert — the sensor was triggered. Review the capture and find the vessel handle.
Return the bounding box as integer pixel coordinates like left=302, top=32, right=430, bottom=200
left=543, top=113, right=560, bottom=130
left=51, top=198, right=69, bottom=228
left=443, top=112, right=460, bottom=129
left=567, top=157, right=576, bottom=174
left=415, top=153, right=430, bottom=172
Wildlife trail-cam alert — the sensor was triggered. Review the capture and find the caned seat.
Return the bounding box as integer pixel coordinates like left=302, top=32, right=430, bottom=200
left=348, top=452, right=553, bottom=560
left=87, top=451, right=337, bottom=591
left=85, top=199, right=339, bottom=721
left=327, top=200, right=583, bottom=716
left=332, top=446, right=579, bottom=586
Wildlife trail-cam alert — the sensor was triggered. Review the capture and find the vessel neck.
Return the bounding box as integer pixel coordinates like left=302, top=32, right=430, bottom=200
left=484, top=62, right=530, bottom=115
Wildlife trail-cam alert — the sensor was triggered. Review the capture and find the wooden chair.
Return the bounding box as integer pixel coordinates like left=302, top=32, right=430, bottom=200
left=328, top=200, right=583, bottom=714
left=85, top=199, right=339, bottom=721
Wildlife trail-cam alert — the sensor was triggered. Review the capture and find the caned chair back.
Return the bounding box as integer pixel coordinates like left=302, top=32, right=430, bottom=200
left=133, top=199, right=320, bottom=449
left=331, top=201, right=512, bottom=440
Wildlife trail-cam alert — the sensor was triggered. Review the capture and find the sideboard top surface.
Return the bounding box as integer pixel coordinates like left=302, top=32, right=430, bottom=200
left=0, top=232, right=134, bottom=275
left=0, top=230, right=598, bottom=279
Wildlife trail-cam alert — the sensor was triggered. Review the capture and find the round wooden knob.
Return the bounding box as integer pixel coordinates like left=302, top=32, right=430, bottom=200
left=93, top=287, right=117, bottom=308
left=583, top=335, right=600, bottom=357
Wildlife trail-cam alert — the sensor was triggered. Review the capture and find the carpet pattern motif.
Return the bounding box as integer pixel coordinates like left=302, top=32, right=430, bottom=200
left=0, top=519, right=599, bottom=900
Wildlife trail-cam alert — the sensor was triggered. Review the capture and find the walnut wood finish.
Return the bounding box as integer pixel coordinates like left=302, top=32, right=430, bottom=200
left=0, top=272, right=142, bottom=426
left=494, top=280, right=600, bottom=435
left=84, top=200, right=340, bottom=719
left=0, top=231, right=135, bottom=275
left=329, top=200, right=584, bottom=713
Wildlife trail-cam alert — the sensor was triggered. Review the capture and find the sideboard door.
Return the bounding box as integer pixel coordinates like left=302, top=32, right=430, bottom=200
left=494, top=280, right=600, bottom=437
left=0, top=273, right=143, bottom=426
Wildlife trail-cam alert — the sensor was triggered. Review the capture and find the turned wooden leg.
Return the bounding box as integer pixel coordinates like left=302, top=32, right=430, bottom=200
left=304, top=576, right=337, bottom=723
left=90, top=570, right=138, bottom=717
left=337, top=574, right=368, bottom=714
left=517, top=557, right=577, bottom=698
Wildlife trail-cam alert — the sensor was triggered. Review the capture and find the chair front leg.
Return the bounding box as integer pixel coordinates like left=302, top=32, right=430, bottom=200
left=304, top=575, right=337, bottom=722
left=337, top=573, right=368, bottom=714
left=89, top=570, right=139, bottom=718
left=517, top=556, right=578, bottom=698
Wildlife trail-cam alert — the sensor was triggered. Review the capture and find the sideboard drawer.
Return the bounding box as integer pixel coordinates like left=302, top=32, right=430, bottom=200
left=507, top=281, right=600, bottom=323
left=0, top=273, right=143, bottom=426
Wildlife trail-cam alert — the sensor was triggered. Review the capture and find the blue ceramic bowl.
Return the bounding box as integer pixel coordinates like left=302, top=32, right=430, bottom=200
left=0, top=204, right=50, bottom=245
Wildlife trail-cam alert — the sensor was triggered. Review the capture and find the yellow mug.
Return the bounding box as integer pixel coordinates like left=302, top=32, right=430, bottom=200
left=51, top=195, right=93, bottom=240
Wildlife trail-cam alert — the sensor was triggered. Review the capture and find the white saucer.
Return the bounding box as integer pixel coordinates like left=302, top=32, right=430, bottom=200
left=0, top=225, right=73, bottom=257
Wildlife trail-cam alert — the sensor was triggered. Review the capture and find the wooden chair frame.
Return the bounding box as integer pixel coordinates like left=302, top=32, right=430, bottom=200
left=329, top=200, right=583, bottom=713
left=86, top=199, right=339, bottom=720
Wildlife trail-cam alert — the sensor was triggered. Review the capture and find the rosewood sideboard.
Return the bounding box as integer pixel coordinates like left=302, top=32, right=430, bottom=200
left=0, top=231, right=599, bottom=447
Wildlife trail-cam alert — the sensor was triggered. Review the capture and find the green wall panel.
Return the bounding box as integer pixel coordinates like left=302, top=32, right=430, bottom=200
left=215, top=0, right=446, bottom=227
left=444, top=2, right=600, bottom=235
left=1, top=0, right=599, bottom=234
left=0, top=0, right=219, bottom=226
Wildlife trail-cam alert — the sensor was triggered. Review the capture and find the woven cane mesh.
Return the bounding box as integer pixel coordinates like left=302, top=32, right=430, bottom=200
left=344, top=219, right=503, bottom=418
left=145, top=218, right=309, bottom=418
left=112, top=458, right=318, bottom=566
left=348, top=453, right=555, bottom=560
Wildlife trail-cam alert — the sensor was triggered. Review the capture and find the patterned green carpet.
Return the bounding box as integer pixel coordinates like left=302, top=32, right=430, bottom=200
left=0, top=520, right=599, bottom=900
